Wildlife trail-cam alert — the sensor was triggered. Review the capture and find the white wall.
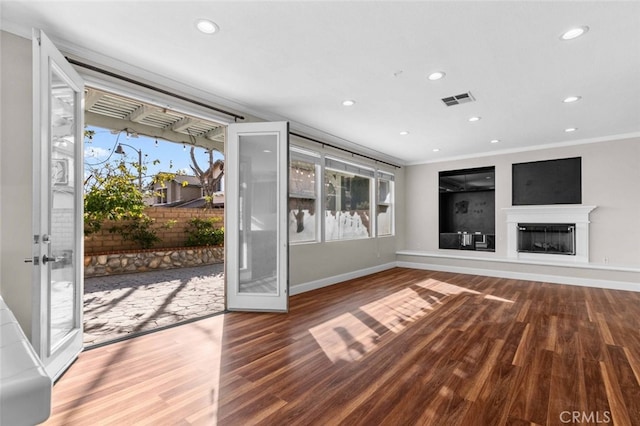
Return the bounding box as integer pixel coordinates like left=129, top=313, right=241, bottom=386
left=0, top=31, right=34, bottom=336
left=402, top=136, right=640, bottom=287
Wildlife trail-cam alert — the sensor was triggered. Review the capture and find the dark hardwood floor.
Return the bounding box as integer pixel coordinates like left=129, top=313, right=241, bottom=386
left=44, top=268, right=640, bottom=425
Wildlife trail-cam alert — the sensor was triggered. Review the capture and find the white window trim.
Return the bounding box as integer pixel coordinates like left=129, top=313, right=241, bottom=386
left=376, top=176, right=395, bottom=237
left=289, top=147, right=396, bottom=243
left=289, top=146, right=321, bottom=245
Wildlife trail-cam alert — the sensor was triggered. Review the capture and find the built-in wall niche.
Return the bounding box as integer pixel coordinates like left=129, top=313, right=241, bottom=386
left=439, top=166, right=495, bottom=251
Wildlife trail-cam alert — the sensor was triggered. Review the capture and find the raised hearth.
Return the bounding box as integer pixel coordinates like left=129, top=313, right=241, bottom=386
left=503, top=205, right=596, bottom=263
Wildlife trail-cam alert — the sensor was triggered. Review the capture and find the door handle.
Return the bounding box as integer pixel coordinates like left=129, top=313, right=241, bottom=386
left=24, top=257, right=39, bottom=265
left=42, top=255, right=63, bottom=264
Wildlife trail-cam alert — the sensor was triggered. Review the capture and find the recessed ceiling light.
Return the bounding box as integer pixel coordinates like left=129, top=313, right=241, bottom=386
left=428, top=71, right=446, bottom=81
left=561, top=26, right=589, bottom=41
left=432, top=148, right=440, bottom=152
left=399, top=131, right=409, bottom=136
left=196, top=19, right=219, bottom=34
left=468, top=116, right=481, bottom=122
left=342, top=100, right=356, bottom=107
left=490, top=139, right=499, bottom=144
left=563, top=96, right=582, bottom=103
left=565, top=127, right=578, bottom=132
left=263, top=149, right=272, bottom=153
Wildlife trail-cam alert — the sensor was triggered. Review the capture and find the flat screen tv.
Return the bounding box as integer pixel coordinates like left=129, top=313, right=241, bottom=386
left=512, top=157, right=581, bottom=205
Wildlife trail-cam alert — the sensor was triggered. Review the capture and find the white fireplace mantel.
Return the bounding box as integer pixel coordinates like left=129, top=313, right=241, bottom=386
left=502, top=205, right=597, bottom=263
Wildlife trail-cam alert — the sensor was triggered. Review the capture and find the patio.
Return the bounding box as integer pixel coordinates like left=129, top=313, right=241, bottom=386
left=83, top=263, right=224, bottom=346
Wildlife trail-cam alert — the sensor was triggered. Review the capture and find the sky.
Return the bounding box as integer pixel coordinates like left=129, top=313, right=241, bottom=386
left=84, top=125, right=224, bottom=187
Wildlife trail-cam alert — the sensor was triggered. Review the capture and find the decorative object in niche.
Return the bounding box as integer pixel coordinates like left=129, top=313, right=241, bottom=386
left=455, top=200, right=469, bottom=214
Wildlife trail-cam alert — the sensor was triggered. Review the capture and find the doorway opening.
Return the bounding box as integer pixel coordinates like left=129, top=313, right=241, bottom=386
left=82, top=87, right=227, bottom=347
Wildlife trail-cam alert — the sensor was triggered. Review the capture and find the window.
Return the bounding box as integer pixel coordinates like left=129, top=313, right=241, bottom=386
left=288, top=147, right=395, bottom=243
left=156, top=187, right=168, bottom=204
left=324, top=157, right=373, bottom=241
left=289, top=147, right=320, bottom=243
left=377, top=171, right=394, bottom=236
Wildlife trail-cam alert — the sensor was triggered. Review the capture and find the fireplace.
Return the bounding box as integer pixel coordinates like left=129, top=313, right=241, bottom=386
left=517, top=223, right=575, bottom=255
left=503, top=205, right=596, bottom=263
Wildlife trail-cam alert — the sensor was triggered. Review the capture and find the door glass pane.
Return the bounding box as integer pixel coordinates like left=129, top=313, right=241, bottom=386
left=238, top=134, right=278, bottom=294
left=49, top=68, right=77, bottom=349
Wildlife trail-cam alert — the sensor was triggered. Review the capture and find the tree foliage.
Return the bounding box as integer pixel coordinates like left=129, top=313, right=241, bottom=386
left=84, top=155, right=177, bottom=249
left=84, top=161, right=146, bottom=234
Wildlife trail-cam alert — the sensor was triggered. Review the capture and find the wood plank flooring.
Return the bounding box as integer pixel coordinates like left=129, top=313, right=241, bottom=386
left=43, top=268, right=640, bottom=425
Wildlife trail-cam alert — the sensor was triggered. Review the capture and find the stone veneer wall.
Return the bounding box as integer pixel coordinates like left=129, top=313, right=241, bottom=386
left=84, top=246, right=224, bottom=277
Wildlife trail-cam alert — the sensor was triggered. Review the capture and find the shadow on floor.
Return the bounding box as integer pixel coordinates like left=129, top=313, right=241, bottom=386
left=83, top=263, right=225, bottom=347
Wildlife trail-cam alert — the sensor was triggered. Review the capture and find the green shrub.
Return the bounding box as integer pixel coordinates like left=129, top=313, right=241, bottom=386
left=186, top=217, right=224, bottom=247
left=109, top=216, right=160, bottom=249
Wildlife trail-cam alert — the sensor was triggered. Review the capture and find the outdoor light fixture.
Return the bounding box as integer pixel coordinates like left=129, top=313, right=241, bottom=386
left=116, top=143, right=143, bottom=190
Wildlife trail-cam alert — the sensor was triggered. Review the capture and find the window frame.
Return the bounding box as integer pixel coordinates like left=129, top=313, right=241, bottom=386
left=289, top=146, right=321, bottom=245
left=323, top=156, right=375, bottom=242
left=288, top=146, right=396, bottom=244
left=376, top=170, right=395, bottom=237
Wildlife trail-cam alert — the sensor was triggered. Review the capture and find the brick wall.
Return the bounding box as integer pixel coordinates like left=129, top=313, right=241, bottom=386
left=84, top=207, right=224, bottom=254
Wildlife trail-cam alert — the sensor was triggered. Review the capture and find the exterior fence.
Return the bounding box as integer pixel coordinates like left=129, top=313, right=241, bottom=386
left=84, top=207, right=224, bottom=254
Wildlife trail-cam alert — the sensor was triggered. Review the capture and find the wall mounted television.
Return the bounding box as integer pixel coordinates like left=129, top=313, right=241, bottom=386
left=512, top=157, right=582, bottom=205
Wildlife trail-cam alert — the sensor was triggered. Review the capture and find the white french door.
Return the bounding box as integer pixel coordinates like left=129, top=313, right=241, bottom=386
left=31, top=30, right=84, bottom=380
left=226, top=122, right=289, bottom=312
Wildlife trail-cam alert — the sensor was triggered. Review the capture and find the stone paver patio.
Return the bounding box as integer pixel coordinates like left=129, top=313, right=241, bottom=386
left=83, top=263, right=224, bottom=346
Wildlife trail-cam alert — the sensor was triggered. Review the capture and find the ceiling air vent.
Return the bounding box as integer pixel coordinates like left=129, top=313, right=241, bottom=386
left=441, top=92, right=475, bottom=107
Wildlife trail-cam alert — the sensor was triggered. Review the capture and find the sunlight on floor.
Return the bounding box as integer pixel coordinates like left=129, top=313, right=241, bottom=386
left=414, top=278, right=481, bottom=296
left=309, top=313, right=380, bottom=363
left=484, top=294, right=515, bottom=304
left=183, top=324, right=223, bottom=424
left=309, top=279, right=514, bottom=365
left=360, top=288, right=435, bottom=334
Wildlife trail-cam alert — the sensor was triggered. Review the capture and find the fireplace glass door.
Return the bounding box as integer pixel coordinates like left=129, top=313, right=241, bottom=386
left=517, top=223, right=575, bottom=255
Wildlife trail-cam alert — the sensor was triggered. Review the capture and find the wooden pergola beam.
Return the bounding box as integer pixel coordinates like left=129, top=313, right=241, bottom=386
left=85, top=111, right=224, bottom=153
left=84, top=90, right=104, bottom=110
left=171, top=117, right=198, bottom=132
left=126, top=104, right=156, bottom=123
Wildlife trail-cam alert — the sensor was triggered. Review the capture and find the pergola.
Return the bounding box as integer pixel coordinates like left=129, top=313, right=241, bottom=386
left=84, top=87, right=226, bottom=153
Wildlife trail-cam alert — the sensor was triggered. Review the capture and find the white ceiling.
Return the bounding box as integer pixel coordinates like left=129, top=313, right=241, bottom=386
left=2, top=1, right=639, bottom=165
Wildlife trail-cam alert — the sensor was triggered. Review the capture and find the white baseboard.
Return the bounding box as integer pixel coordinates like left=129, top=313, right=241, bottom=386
left=290, top=262, right=397, bottom=296
left=290, top=260, right=640, bottom=295
left=396, top=261, right=640, bottom=292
